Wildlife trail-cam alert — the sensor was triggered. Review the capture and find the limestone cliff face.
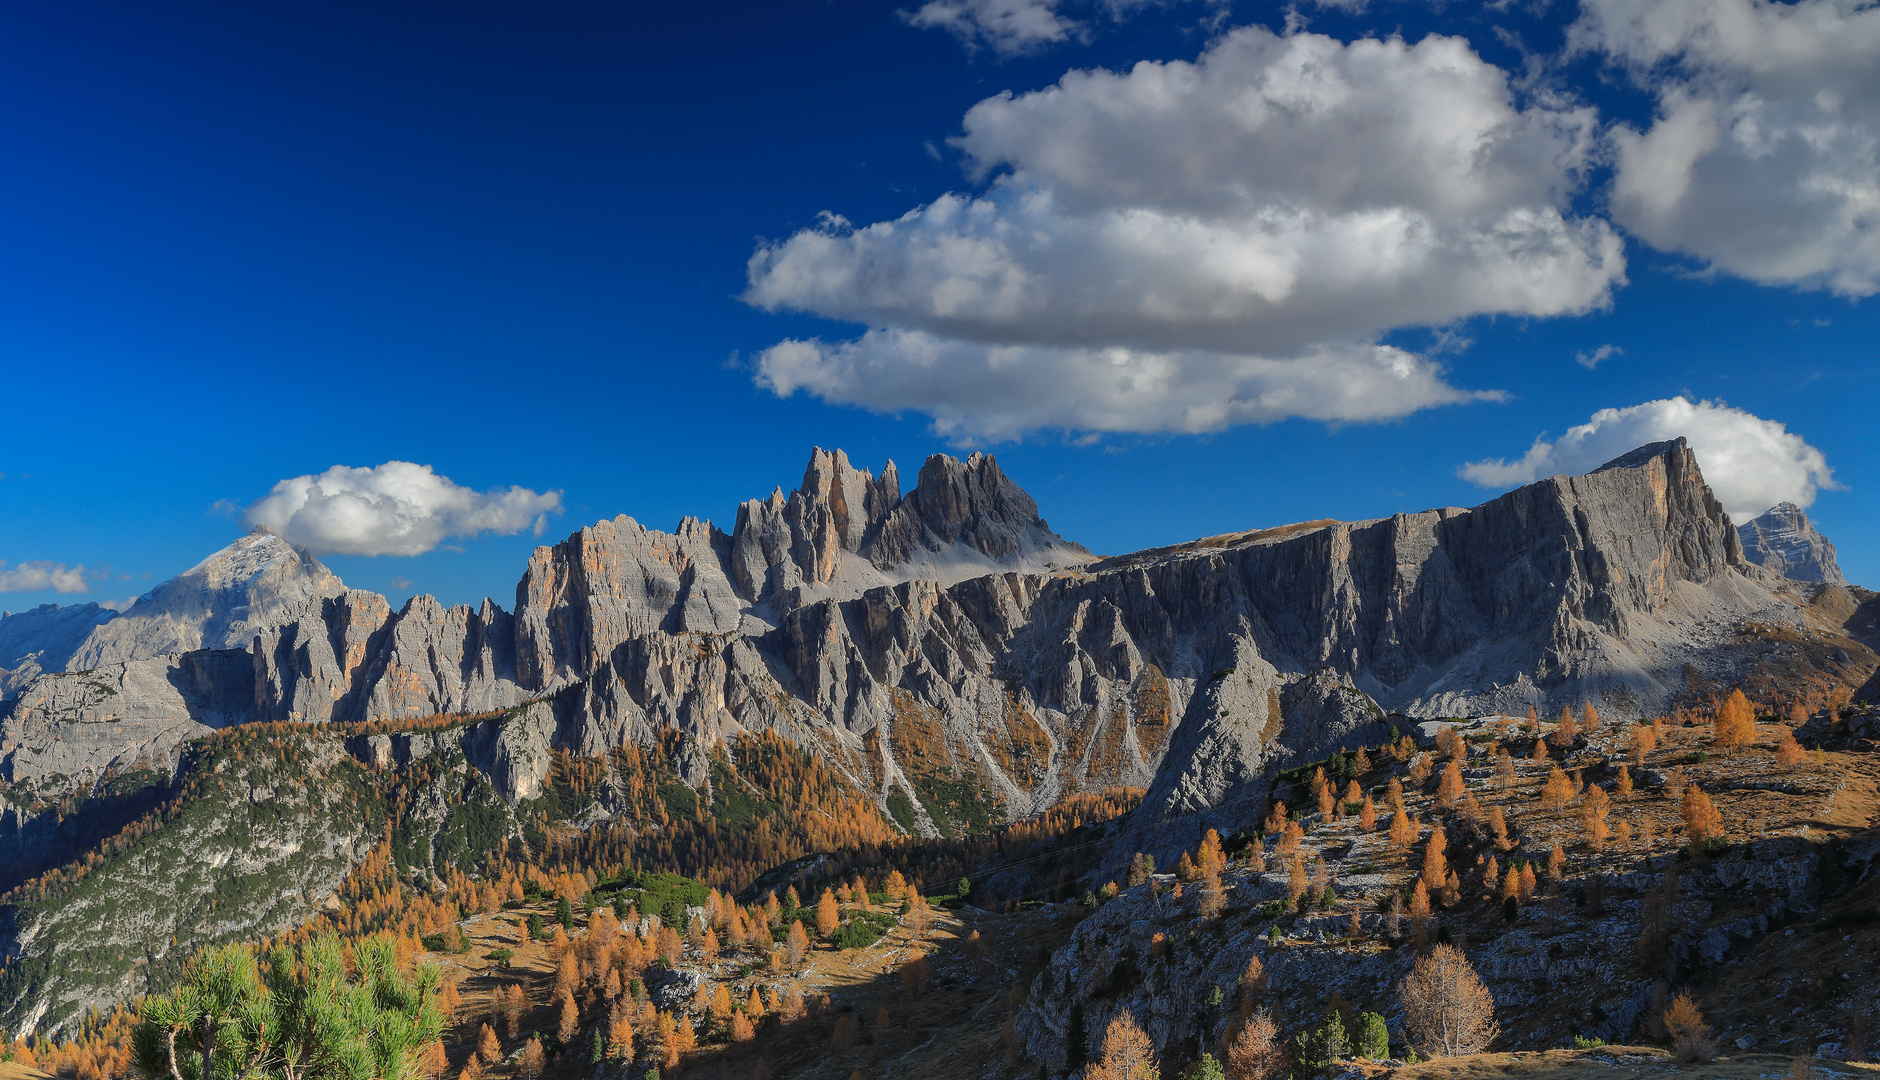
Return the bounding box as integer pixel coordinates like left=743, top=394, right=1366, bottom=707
left=0, top=604, right=116, bottom=700
left=729, top=448, right=1093, bottom=613
left=1739, top=501, right=1847, bottom=586
left=515, top=515, right=745, bottom=690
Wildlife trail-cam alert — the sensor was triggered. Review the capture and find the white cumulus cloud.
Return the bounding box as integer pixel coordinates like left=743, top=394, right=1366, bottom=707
left=244, top=462, right=563, bottom=557
left=0, top=560, right=90, bottom=594
left=746, top=26, right=1626, bottom=440
left=1572, top=0, right=1880, bottom=295
left=759, top=331, right=1499, bottom=441
left=1458, top=396, right=1837, bottom=522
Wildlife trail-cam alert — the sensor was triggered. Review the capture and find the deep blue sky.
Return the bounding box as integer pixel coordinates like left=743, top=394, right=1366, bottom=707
left=1, top=0, right=1874, bottom=613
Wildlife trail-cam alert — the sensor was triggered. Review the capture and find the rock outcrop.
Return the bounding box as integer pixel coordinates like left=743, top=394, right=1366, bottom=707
left=1738, top=501, right=1847, bottom=585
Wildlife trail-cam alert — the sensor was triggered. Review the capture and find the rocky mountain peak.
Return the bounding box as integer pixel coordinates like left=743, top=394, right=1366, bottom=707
left=66, top=527, right=346, bottom=670
left=729, top=447, right=1091, bottom=610
left=1738, top=501, right=1846, bottom=585
left=869, top=450, right=1081, bottom=568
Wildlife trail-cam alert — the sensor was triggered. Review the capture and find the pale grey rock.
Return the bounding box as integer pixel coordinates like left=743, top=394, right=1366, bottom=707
left=0, top=603, right=116, bottom=700
left=252, top=589, right=394, bottom=724
left=869, top=450, right=1090, bottom=572
left=729, top=447, right=1093, bottom=613
left=1128, top=663, right=1390, bottom=868
left=481, top=701, right=556, bottom=803
left=0, top=650, right=253, bottom=786
left=69, top=528, right=344, bottom=669
left=0, top=439, right=1846, bottom=859
left=514, top=515, right=745, bottom=689
left=360, top=595, right=527, bottom=722
left=728, top=447, right=903, bottom=605
left=1739, top=502, right=1846, bottom=585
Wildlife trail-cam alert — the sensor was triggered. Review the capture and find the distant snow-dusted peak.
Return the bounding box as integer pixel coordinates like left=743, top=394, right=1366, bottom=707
left=65, top=526, right=346, bottom=669
left=1738, top=502, right=1846, bottom=586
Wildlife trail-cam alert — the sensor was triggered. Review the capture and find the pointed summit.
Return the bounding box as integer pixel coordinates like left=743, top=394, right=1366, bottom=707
left=1738, top=501, right=1846, bottom=585
left=67, top=529, right=347, bottom=668
left=728, top=447, right=1091, bottom=610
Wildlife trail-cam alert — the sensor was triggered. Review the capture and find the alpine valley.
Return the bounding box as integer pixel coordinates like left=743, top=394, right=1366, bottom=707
left=0, top=441, right=1875, bottom=1076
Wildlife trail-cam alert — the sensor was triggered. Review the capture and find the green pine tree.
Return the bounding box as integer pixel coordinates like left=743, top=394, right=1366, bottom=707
left=556, top=895, right=574, bottom=930
left=1294, top=1009, right=1352, bottom=1076
left=1355, top=1012, right=1390, bottom=1060
left=134, top=934, right=443, bottom=1080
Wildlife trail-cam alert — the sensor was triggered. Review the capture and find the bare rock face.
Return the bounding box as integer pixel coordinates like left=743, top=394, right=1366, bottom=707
left=514, top=515, right=745, bottom=689
left=1738, top=501, right=1847, bottom=585
left=68, top=528, right=345, bottom=670
left=0, top=604, right=117, bottom=701
left=870, top=451, right=1085, bottom=570
left=730, top=448, right=1093, bottom=613
left=0, top=650, right=253, bottom=787
left=728, top=448, right=902, bottom=607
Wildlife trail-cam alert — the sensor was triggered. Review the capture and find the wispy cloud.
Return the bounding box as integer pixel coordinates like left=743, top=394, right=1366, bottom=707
left=1575, top=343, right=1623, bottom=369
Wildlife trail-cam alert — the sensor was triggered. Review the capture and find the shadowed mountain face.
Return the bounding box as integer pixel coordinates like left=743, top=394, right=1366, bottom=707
left=1738, top=501, right=1847, bottom=586
left=0, top=442, right=1863, bottom=851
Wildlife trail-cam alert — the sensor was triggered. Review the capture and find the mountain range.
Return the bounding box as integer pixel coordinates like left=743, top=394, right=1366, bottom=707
left=0, top=439, right=1876, bottom=1034
left=2, top=441, right=1873, bottom=834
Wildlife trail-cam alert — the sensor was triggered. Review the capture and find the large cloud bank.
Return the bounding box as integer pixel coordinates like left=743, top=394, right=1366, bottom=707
left=0, top=561, right=89, bottom=594
left=1573, top=0, right=1880, bottom=295
left=245, top=462, right=562, bottom=557
left=747, top=26, right=1624, bottom=440
left=1458, top=396, right=1838, bottom=522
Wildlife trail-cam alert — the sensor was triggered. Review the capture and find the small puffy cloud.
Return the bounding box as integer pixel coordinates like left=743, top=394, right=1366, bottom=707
left=1575, top=343, right=1622, bottom=369
left=1458, top=396, right=1837, bottom=521
left=747, top=27, right=1624, bottom=440
left=244, top=462, right=562, bottom=557
left=0, top=560, right=89, bottom=594
left=1572, top=0, right=1880, bottom=295
left=389, top=576, right=415, bottom=591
